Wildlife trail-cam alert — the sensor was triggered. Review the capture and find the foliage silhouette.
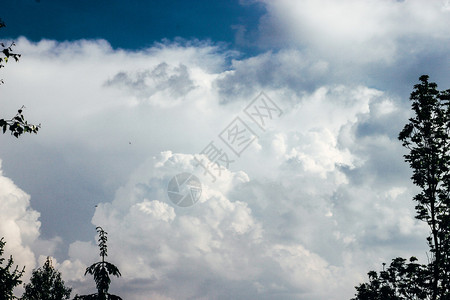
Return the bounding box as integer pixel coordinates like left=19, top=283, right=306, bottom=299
left=21, top=256, right=72, bottom=300
left=0, top=237, right=25, bottom=300
left=353, top=257, right=430, bottom=300
left=352, top=75, right=450, bottom=299
left=0, top=18, right=40, bottom=137
left=74, top=227, right=122, bottom=300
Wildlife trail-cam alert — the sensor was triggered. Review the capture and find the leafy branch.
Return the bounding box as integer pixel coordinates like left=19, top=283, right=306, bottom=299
left=1, top=18, right=40, bottom=138
left=0, top=106, right=40, bottom=137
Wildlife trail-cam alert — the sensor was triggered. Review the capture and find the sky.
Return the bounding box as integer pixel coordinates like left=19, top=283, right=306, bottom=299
left=0, top=0, right=449, bottom=299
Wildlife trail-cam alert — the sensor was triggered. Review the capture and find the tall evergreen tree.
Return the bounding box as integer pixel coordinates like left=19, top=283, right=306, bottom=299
left=74, top=227, right=122, bottom=300
left=0, top=238, right=25, bottom=300
left=21, top=257, right=72, bottom=300
left=352, top=75, right=450, bottom=299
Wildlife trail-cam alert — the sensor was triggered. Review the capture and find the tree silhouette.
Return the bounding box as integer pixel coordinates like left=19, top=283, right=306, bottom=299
left=398, top=75, right=450, bottom=299
left=0, top=18, right=40, bottom=137
left=74, top=227, right=122, bottom=300
left=21, top=256, right=72, bottom=300
left=0, top=237, right=25, bottom=300
left=352, top=75, right=450, bottom=299
left=353, top=257, right=430, bottom=300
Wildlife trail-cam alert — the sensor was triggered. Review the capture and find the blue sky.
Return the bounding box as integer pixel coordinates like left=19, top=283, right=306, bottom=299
left=2, top=0, right=265, bottom=52
left=1, top=1, right=450, bottom=299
